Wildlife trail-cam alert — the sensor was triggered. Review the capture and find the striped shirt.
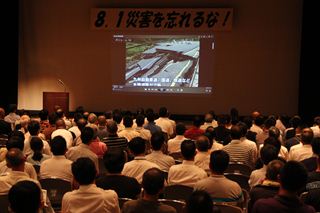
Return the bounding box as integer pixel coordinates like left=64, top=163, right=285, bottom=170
left=102, top=135, right=128, bottom=151
left=222, top=139, right=256, bottom=168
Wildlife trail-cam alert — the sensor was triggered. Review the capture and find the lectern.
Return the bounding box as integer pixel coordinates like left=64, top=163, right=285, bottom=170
left=43, top=92, right=69, bottom=115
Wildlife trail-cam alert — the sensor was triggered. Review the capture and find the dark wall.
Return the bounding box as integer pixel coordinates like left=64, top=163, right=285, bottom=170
left=298, top=1, right=319, bottom=125
left=0, top=1, right=19, bottom=111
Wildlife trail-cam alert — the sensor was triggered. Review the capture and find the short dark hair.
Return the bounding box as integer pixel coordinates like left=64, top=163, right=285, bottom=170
left=263, top=137, right=281, bottom=154
left=176, top=123, right=186, bottom=135
left=9, top=180, right=41, bottom=213
left=146, top=112, right=155, bottom=122
left=30, top=137, right=43, bottom=152
left=6, top=148, right=25, bottom=168
left=50, top=136, right=67, bottom=155
left=312, top=137, right=320, bottom=155
left=6, top=135, right=24, bottom=151
left=243, top=116, right=253, bottom=129
left=107, top=120, right=118, bottom=134
left=196, top=136, right=210, bottom=152
left=260, top=144, right=279, bottom=165
left=185, top=190, right=213, bottom=213
left=230, top=125, right=242, bottom=139
left=123, top=116, right=133, bottom=128
left=237, top=122, right=248, bottom=137
left=128, top=137, right=146, bottom=155
left=193, top=116, right=202, bottom=127
left=266, top=160, right=285, bottom=181
left=264, top=118, right=276, bottom=129
left=112, top=112, right=122, bottom=124
left=151, top=132, right=165, bottom=151
left=280, top=161, right=308, bottom=192
left=210, top=150, right=229, bottom=173
left=80, top=127, right=94, bottom=144
left=142, top=168, right=165, bottom=195
left=159, top=107, right=168, bottom=117
left=103, top=149, right=126, bottom=173
left=181, top=140, right=196, bottom=160
left=71, top=157, right=96, bottom=185
left=301, top=128, right=314, bottom=144
left=254, top=115, right=264, bottom=126
left=135, top=114, right=145, bottom=127
left=39, top=109, right=49, bottom=121
left=268, top=127, right=280, bottom=139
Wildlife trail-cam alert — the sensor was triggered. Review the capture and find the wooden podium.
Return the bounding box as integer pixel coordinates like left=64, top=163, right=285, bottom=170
left=43, top=92, right=69, bottom=115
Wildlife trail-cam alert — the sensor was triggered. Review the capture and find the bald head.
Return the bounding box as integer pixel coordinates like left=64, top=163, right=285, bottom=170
left=251, top=111, right=261, bottom=119
left=98, top=115, right=106, bottom=126
left=6, top=148, right=25, bottom=170
left=196, top=135, right=210, bottom=152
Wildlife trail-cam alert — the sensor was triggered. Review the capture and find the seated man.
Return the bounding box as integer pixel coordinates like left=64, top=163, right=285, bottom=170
left=146, top=132, right=175, bottom=172
left=167, top=123, right=187, bottom=154
left=8, top=180, right=42, bottom=213
left=61, top=157, right=120, bottom=213
left=40, top=136, right=73, bottom=182
left=252, top=161, right=315, bottom=213
left=168, top=140, right=207, bottom=187
left=194, top=135, right=211, bottom=171
left=122, top=168, right=176, bottom=213
left=248, top=160, right=285, bottom=212
left=96, top=149, right=141, bottom=199
left=0, top=148, right=40, bottom=195
left=122, top=137, right=160, bottom=183
left=194, top=150, right=243, bottom=202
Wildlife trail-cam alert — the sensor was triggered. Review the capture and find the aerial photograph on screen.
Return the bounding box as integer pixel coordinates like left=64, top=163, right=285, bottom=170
left=125, top=35, right=199, bottom=88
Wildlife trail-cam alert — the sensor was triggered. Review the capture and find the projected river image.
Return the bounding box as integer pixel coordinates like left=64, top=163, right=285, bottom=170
left=125, top=36, right=199, bottom=88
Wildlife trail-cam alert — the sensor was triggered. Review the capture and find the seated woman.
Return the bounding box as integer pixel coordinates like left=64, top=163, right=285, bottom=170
left=26, top=137, right=51, bottom=166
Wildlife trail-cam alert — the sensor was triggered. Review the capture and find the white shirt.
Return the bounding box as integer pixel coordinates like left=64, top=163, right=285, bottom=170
left=0, top=170, right=40, bottom=195
left=68, top=126, right=82, bottom=146
left=122, top=156, right=160, bottom=183
left=66, top=144, right=99, bottom=173
left=168, top=135, right=187, bottom=153
left=146, top=151, right=175, bottom=172
left=62, top=184, right=120, bottom=213
left=200, top=122, right=213, bottom=131
left=194, top=151, right=210, bottom=171
left=135, top=127, right=152, bottom=142
left=248, top=165, right=267, bottom=188
left=51, top=128, right=74, bottom=148
left=118, top=128, right=140, bottom=142
left=168, top=160, right=208, bottom=187
left=311, top=125, right=320, bottom=138
left=0, top=161, right=37, bottom=180
left=288, top=144, right=313, bottom=161
left=211, top=141, right=224, bottom=151
left=259, top=144, right=288, bottom=160
left=155, top=117, right=174, bottom=137
left=40, top=155, right=73, bottom=182
left=250, top=124, right=263, bottom=135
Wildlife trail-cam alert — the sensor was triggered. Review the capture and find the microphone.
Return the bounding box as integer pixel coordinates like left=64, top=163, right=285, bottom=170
left=57, top=79, right=67, bottom=92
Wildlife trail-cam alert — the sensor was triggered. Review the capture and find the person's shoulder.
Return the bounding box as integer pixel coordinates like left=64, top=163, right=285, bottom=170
left=159, top=203, right=177, bottom=213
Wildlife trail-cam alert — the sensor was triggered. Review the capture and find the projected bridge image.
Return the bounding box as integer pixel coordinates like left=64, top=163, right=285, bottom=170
left=125, top=37, right=199, bottom=88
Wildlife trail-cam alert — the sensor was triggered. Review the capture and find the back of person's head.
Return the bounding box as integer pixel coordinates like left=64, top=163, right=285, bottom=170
left=311, top=137, right=320, bottom=156
left=193, top=116, right=202, bottom=128
left=77, top=118, right=88, bottom=131
left=87, top=124, right=98, bottom=139
left=264, top=117, right=276, bottom=129
left=48, top=112, right=58, bottom=125
left=55, top=108, right=64, bottom=119
left=185, top=190, right=214, bottom=213
left=55, top=118, right=66, bottom=129
left=106, top=120, right=118, bottom=134
left=103, top=149, right=126, bottom=173
left=260, top=144, right=279, bottom=165
left=27, top=120, right=40, bottom=136
left=39, top=109, right=49, bottom=121
left=181, top=140, right=196, bottom=160
left=80, top=126, right=94, bottom=144
left=176, top=123, right=186, bottom=135
left=289, top=115, right=302, bottom=129
left=266, top=160, right=285, bottom=181
left=30, top=137, right=43, bottom=161
left=268, top=126, right=280, bottom=139
left=112, top=112, right=122, bottom=124
left=230, top=125, right=242, bottom=139
left=204, top=113, right=213, bottom=123
left=128, top=137, right=146, bottom=155
left=210, top=150, right=229, bottom=174
left=280, top=161, right=308, bottom=193
left=301, top=128, right=314, bottom=144
left=196, top=136, right=210, bottom=152
left=142, top=168, right=165, bottom=196
left=6, top=135, right=24, bottom=151
left=254, top=115, right=264, bottom=127
left=237, top=122, right=248, bottom=137
left=123, top=116, right=133, bottom=128
left=50, top=136, right=67, bottom=156
left=87, top=113, right=97, bottom=124
left=230, top=107, right=239, bottom=125
left=135, top=114, right=145, bottom=127
left=6, top=148, right=25, bottom=168
left=146, top=111, right=155, bottom=122
left=71, top=157, right=96, bottom=185
left=97, top=115, right=107, bottom=126
left=8, top=180, right=41, bottom=213
left=75, top=106, right=85, bottom=114
left=263, top=137, right=281, bottom=155
left=159, top=107, right=168, bottom=117
left=243, top=116, right=253, bottom=129
left=203, top=131, right=214, bottom=148
left=151, top=132, right=165, bottom=151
